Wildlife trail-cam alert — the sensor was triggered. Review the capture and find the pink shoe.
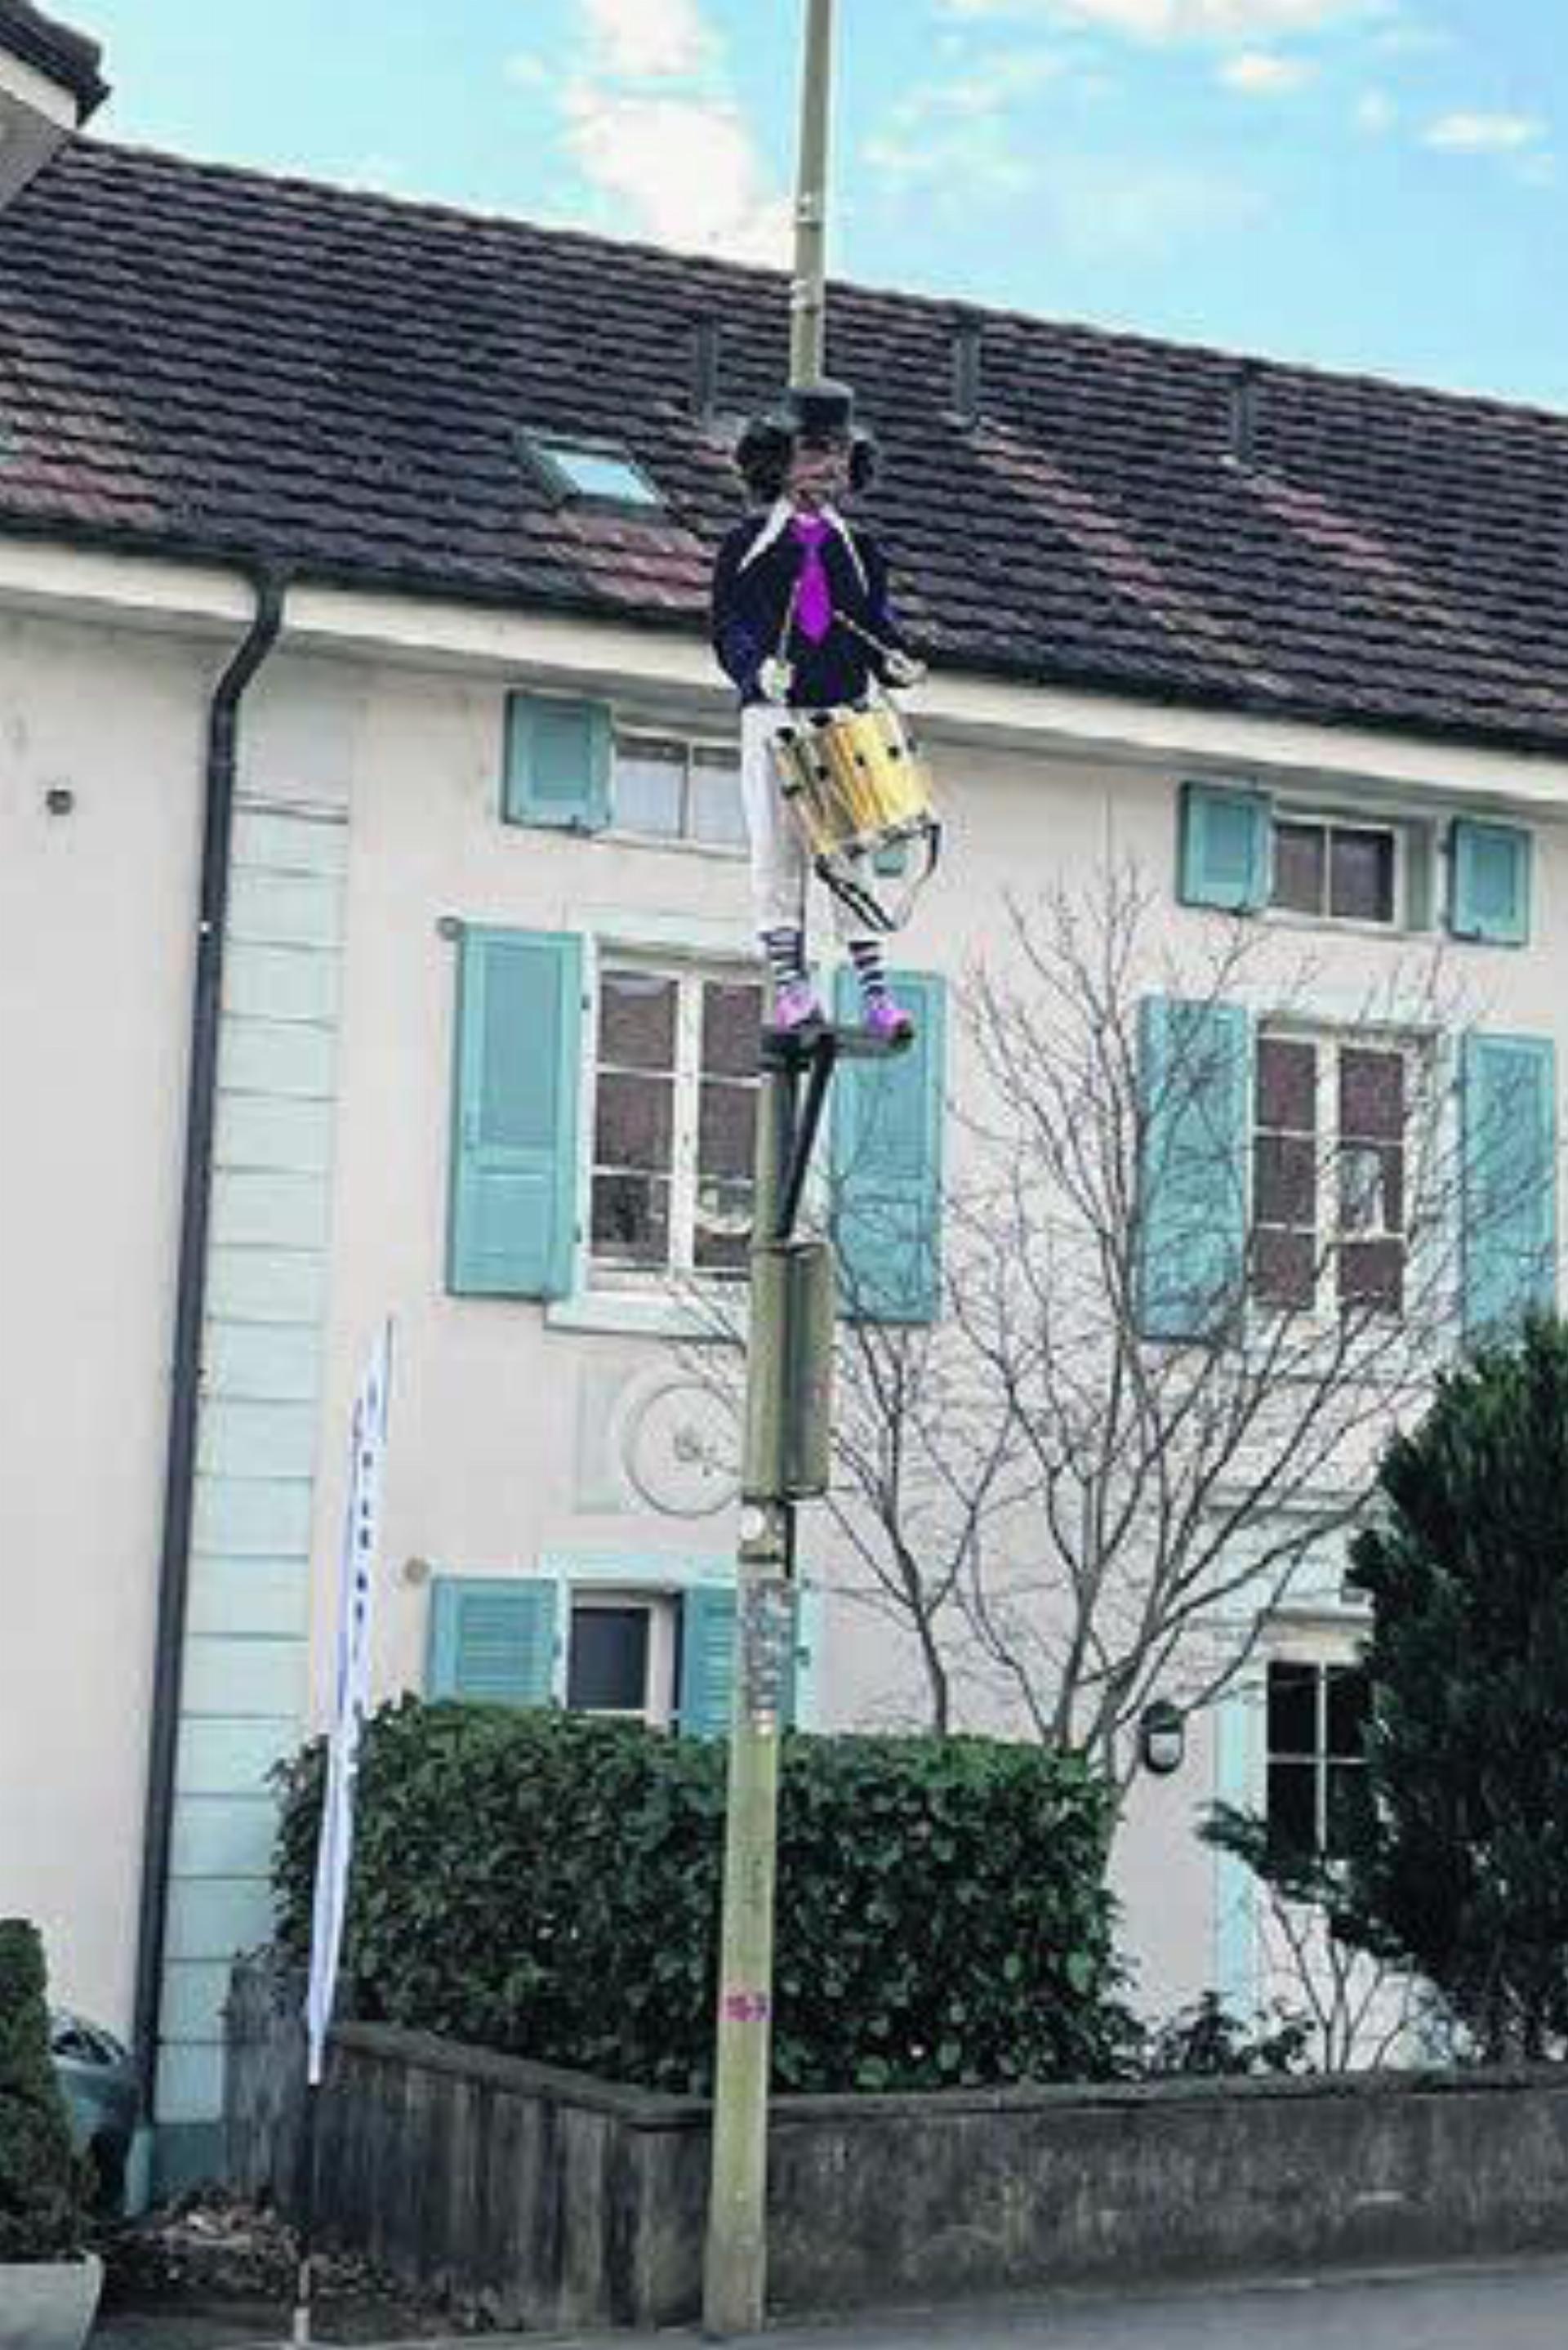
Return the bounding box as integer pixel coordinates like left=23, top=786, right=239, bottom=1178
left=864, top=995, right=915, bottom=1044
left=771, top=979, right=825, bottom=1032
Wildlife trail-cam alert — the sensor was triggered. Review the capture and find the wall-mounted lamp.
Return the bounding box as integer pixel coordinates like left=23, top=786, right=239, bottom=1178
left=1138, top=1698, right=1186, bottom=1777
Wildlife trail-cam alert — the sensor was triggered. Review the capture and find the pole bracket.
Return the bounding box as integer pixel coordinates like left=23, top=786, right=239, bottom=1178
left=760, top=1019, right=912, bottom=1244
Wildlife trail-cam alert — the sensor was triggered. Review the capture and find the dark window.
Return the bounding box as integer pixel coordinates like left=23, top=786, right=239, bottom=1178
left=1266, top=1660, right=1369, bottom=1861
left=1270, top=818, right=1396, bottom=925
left=568, top=1606, right=651, bottom=1711
left=1253, top=1037, right=1319, bottom=1310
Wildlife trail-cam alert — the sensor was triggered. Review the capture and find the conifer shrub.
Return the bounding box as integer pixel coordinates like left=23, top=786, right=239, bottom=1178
left=0, top=1919, right=83, bottom=2262
left=273, top=1699, right=1125, bottom=2094
left=1338, top=1316, right=1568, bottom=2059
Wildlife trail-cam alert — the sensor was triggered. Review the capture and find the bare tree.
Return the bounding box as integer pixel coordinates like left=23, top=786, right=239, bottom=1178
left=1200, top=1802, right=1428, bottom=2071
left=686, top=863, right=1539, bottom=1777
left=810, top=1304, right=1014, bottom=1735
left=933, top=863, right=1514, bottom=1790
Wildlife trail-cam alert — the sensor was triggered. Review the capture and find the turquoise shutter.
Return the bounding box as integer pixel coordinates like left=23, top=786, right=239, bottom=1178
left=1460, top=1032, right=1557, bottom=1340
left=678, top=1585, right=737, bottom=1737
left=448, top=928, right=582, bottom=1300
left=1136, top=997, right=1251, bottom=1341
left=502, top=692, right=612, bottom=832
left=1178, top=783, right=1271, bottom=913
left=427, top=1576, right=559, bottom=1705
left=1450, top=820, right=1531, bottom=946
left=830, top=969, right=947, bottom=1324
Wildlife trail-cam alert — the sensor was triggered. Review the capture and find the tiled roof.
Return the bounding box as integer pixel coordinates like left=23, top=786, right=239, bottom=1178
left=2, top=136, right=1568, bottom=753
left=0, top=2, right=107, bottom=118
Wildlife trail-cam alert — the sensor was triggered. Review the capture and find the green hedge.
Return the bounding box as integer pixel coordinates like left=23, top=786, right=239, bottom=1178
left=0, top=1920, right=82, bottom=2262
left=273, top=1700, right=1125, bottom=2094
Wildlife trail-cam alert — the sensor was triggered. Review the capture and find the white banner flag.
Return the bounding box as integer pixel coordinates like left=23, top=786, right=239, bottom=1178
left=305, top=1321, right=393, bottom=2088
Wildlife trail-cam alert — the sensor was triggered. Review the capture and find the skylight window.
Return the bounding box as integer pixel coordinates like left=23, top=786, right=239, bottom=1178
left=523, top=433, right=665, bottom=512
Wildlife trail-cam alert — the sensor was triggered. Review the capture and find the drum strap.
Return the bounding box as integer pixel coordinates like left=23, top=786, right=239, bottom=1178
left=816, top=820, right=943, bottom=937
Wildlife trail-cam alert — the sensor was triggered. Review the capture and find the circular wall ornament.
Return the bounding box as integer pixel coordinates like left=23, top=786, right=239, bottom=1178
left=622, top=1376, right=740, bottom=1517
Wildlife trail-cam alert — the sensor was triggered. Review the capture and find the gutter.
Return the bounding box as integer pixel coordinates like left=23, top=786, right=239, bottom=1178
left=131, top=565, right=289, bottom=2122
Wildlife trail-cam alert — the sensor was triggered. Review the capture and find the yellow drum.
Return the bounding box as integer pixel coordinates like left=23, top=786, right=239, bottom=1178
left=768, top=701, right=942, bottom=934
left=770, top=702, right=937, bottom=861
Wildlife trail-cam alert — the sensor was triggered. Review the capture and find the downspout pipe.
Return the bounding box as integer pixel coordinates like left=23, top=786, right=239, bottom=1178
left=132, top=566, right=289, bottom=2125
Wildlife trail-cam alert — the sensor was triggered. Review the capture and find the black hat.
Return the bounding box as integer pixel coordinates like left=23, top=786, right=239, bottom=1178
left=785, top=378, right=858, bottom=443
left=733, top=377, right=879, bottom=502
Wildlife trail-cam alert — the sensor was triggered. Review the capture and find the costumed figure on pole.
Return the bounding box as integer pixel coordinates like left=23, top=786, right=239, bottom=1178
left=710, top=380, right=942, bottom=1041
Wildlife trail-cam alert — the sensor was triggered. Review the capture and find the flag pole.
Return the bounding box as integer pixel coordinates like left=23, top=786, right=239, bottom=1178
left=291, top=1319, right=394, bottom=2346
left=290, top=2083, right=320, bottom=2346
left=790, top=0, right=835, bottom=387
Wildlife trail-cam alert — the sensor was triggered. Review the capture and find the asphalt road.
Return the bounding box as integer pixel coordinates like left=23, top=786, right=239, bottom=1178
left=91, top=2259, right=1568, bottom=2349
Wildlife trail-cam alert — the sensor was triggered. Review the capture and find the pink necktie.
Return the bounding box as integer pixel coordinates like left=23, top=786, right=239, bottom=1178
left=791, top=514, right=833, bottom=644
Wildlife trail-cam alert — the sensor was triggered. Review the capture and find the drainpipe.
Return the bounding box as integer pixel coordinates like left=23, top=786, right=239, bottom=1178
left=131, top=566, right=289, bottom=2129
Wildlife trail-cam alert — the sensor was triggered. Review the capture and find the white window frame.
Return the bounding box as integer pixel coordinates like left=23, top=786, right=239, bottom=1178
left=587, top=949, right=761, bottom=1295
left=1265, top=800, right=1434, bottom=935
left=565, top=1586, right=680, bottom=1728
left=1251, top=1020, right=1422, bottom=1327
left=1263, top=1648, right=1370, bottom=1863
left=608, top=727, right=746, bottom=858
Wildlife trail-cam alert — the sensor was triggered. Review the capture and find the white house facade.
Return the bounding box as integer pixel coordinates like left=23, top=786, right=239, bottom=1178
left=2, top=97, right=1566, bottom=2189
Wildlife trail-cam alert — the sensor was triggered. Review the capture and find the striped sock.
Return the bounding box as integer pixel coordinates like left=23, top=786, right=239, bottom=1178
left=849, top=939, right=889, bottom=1010
left=761, top=926, right=807, bottom=991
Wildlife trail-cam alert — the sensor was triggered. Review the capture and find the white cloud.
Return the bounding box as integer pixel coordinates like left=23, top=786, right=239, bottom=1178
left=884, top=48, right=1068, bottom=132
left=503, top=52, right=548, bottom=87
left=1038, top=151, right=1267, bottom=256
left=559, top=83, right=789, bottom=263
left=1370, top=19, right=1453, bottom=56
left=532, top=1, right=787, bottom=265
left=1354, top=88, right=1396, bottom=132
left=939, top=0, right=1370, bottom=38
left=1218, top=50, right=1314, bottom=91
left=1423, top=110, right=1547, bottom=153
left=863, top=118, right=1038, bottom=203
left=579, top=0, right=712, bottom=79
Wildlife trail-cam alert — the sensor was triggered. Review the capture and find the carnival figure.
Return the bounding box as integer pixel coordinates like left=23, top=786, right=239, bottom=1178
left=710, top=381, right=935, bottom=1040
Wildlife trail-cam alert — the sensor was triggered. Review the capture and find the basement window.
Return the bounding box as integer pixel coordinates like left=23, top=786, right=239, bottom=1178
left=522, top=431, right=665, bottom=512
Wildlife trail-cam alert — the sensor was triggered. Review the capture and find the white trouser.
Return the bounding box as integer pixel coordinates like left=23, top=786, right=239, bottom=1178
left=740, top=702, right=873, bottom=948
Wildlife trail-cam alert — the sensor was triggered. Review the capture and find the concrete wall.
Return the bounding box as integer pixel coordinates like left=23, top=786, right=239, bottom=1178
left=227, top=1974, right=1568, bottom=2330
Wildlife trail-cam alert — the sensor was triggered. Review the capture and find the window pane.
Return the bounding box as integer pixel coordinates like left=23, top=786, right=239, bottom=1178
left=614, top=741, right=685, bottom=837
left=591, top=1172, right=670, bottom=1266
left=568, top=1607, right=651, bottom=1710
left=1338, top=1237, right=1404, bottom=1315
left=537, top=442, right=662, bottom=507
left=1255, top=1134, right=1316, bottom=1227
left=1257, top=1037, right=1316, bottom=1133
left=595, top=1072, right=673, bottom=1173
left=1325, top=1667, right=1369, bottom=1756
left=599, top=970, right=677, bottom=1071
left=690, top=748, right=747, bottom=848
left=1325, top=1763, right=1373, bottom=1858
left=702, top=981, right=763, bottom=1080
left=1329, top=827, right=1396, bottom=922
left=1267, top=1761, right=1318, bottom=1859
left=1252, top=1227, right=1316, bottom=1310
left=695, top=1177, right=753, bottom=1273
left=1272, top=823, right=1326, bottom=915
left=1339, top=1048, right=1405, bottom=1144
left=1338, top=1142, right=1388, bottom=1234
left=699, top=1081, right=756, bottom=1184
left=1267, top=1661, right=1319, bottom=1756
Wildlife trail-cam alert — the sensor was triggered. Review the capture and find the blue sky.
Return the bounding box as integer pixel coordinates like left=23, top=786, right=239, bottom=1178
left=73, top=0, right=1568, bottom=410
